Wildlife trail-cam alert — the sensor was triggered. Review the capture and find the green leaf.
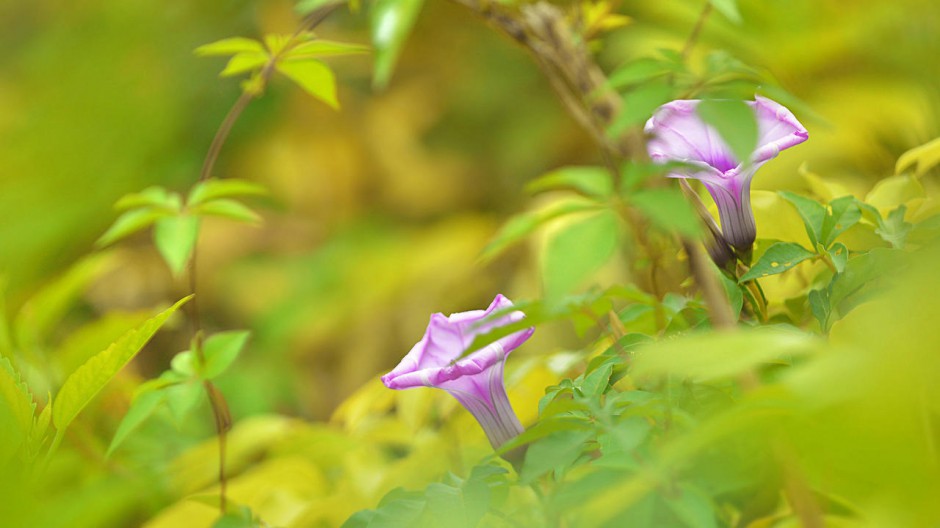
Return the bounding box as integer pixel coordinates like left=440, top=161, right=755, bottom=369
left=106, top=388, right=165, bottom=457
left=203, top=331, right=251, bottom=380
left=97, top=208, right=174, bottom=247
left=165, top=380, right=204, bottom=427
left=195, top=37, right=265, bottom=57
left=631, top=327, right=817, bottom=382
left=808, top=288, right=830, bottom=331
left=51, top=296, right=191, bottom=448
left=820, top=195, right=861, bottom=247
left=542, top=210, right=620, bottom=302
left=696, top=99, right=757, bottom=166
left=875, top=205, right=912, bottom=249
left=608, top=58, right=677, bottom=90
left=718, top=272, right=744, bottom=317
left=188, top=179, right=268, bottom=205
left=520, top=430, right=593, bottom=483
left=285, top=39, right=370, bottom=59
left=779, top=191, right=826, bottom=248
left=481, top=199, right=603, bottom=261
left=828, top=242, right=848, bottom=273
left=895, top=136, right=940, bottom=176
left=607, top=80, right=673, bottom=136
left=220, top=52, right=270, bottom=77
left=526, top=166, right=613, bottom=199
left=631, top=188, right=701, bottom=237
left=667, top=485, right=718, bottom=528
left=709, top=0, right=742, bottom=24
left=275, top=59, right=339, bottom=109
left=738, top=242, right=815, bottom=282
left=191, top=199, right=262, bottom=224
left=370, top=0, right=425, bottom=89
left=0, top=358, right=35, bottom=464
left=154, top=215, right=200, bottom=276
left=114, top=186, right=178, bottom=211
left=425, top=479, right=489, bottom=528
left=170, top=350, right=196, bottom=377
left=30, top=396, right=52, bottom=453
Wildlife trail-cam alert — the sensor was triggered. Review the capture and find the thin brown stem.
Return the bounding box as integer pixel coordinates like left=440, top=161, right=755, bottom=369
left=681, top=2, right=713, bottom=60
left=682, top=239, right=736, bottom=330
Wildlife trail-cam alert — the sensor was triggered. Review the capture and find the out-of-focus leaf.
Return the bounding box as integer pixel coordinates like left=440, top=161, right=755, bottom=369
left=709, top=0, right=742, bottom=24
left=808, top=288, right=830, bottom=332
left=285, top=40, right=370, bottom=59
left=191, top=199, right=262, bottom=224
left=779, top=191, right=826, bottom=248
left=220, top=52, right=270, bottom=77
left=97, top=208, right=173, bottom=247
left=526, top=166, right=613, bottom=199
left=542, top=210, right=620, bottom=302
left=828, top=242, right=849, bottom=273
left=0, top=358, right=35, bottom=464
left=895, top=136, right=940, bottom=177
left=666, top=485, right=718, bottom=528
left=165, top=380, right=204, bottom=427
left=114, top=187, right=179, bottom=211
left=370, top=0, right=425, bottom=89
left=106, top=388, right=165, bottom=457
left=632, top=327, right=817, bottom=382
left=29, top=396, right=52, bottom=453
left=739, top=242, right=815, bottom=282
left=275, top=59, right=339, bottom=109
left=820, top=196, right=861, bottom=247
left=718, top=272, right=744, bottom=317
left=608, top=80, right=673, bottom=136
left=195, top=38, right=265, bottom=57
left=154, top=215, right=200, bottom=276
left=51, top=296, right=191, bottom=448
left=697, top=99, right=757, bottom=165
left=481, top=198, right=603, bottom=261
left=631, top=188, right=701, bottom=237
left=171, top=351, right=196, bottom=377
left=202, top=330, right=250, bottom=380
left=865, top=175, right=924, bottom=214
left=608, top=58, right=678, bottom=90
left=341, top=488, right=426, bottom=528
left=875, top=205, right=912, bottom=248
left=521, top=430, right=593, bottom=483
left=188, top=179, right=268, bottom=205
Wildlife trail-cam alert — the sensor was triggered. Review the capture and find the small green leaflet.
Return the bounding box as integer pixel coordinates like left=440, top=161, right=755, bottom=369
left=520, top=430, right=593, bottom=483
left=608, top=80, right=673, bottom=136
left=154, top=215, right=200, bottom=277
left=188, top=179, right=268, bottom=206
left=51, top=296, right=192, bottom=451
left=275, top=59, right=339, bottom=109
left=106, top=389, right=165, bottom=457
left=631, top=187, right=701, bottom=237
left=779, top=191, right=826, bottom=248
left=370, top=0, right=425, bottom=89
left=97, top=208, right=174, bottom=247
left=709, top=0, right=742, bottom=24
left=526, top=166, right=613, bottom=199
left=697, top=100, right=757, bottom=166
left=194, top=37, right=265, bottom=57
left=738, top=242, right=816, bottom=282
left=480, top=198, right=603, bottom=261
left=819, top=195, right=861, bottom=247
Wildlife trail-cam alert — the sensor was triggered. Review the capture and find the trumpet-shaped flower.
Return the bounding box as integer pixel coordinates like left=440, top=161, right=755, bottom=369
left=381, top=294, right=534, bottom=449
left=645, top=96, right=808, bottom=251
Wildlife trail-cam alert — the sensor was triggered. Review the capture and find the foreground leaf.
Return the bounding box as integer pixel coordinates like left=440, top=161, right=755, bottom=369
left=739, top=242, right=815, bottom=282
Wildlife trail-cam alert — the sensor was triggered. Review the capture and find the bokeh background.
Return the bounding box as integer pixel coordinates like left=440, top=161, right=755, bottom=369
left=1, top=0, right=937, bottom=443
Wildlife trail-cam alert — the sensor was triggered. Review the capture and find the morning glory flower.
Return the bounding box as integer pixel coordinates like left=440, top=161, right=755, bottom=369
left=645, top=96, right=809, bottom=251
left=381, top=294, right=534, bottom=449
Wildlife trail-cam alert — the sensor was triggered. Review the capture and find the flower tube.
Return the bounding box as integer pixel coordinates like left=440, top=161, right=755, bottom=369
left=645, top=96, right=809, bottom=251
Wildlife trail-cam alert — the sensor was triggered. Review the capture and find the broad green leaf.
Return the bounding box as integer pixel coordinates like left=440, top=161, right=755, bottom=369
left=697, top=100, right=757, bottom=166
left=526, top=166, right=613, bottom=199
left=370, top=0, right=425, bottom=89
left=875, top=205, right=912, bottom=248
left=191, top=199, right=262, bottom=224
left=709, top=0, right=742, bottom=23
left=542, top=210, right=620, bottom=302
left=187, top=178, right=268, bottom=205
left=14, top=255, right=114, bottom=352
left=285, top=39, right=370, bottom=59
left=275, top=59, right=339, bottom=109
left=631, top=188, right=701, bottom=237
left=607, top=80, right=673, bottom=136
left=220, top=52, right=269, bottom=77
left=0, top=358, right=35, bottom=464
left=106, top=388, right=165, bottom=457
left=481, top=198, right=603, bottom=261
left=779, top=191, right=826, bottom=247
left=828, top=242, right=848, bottom=273
left=520, top=430, right=593, bottom=483
left=667, top=485, right=718, bottom=528
left=51, top=296, right=191, bottom=446
left=895, top=136, right=940, bottom=177
left=718, top=272, right=744, bottom=317
left=820, top=195, right=861, bottom=247
left=738, top=242, right=815, bottom=282
left=55, top=310, right=151, bottom=375
left=579, top=362, right=614, bottom=397
left=808, top=288, right=831, bottom=332
left=154, top=215, right=200, bottom=276
left=195, top=37, right=265, bottom=57
left=631, top=327, right=818, bottom=382
left=114, top=186, right=178, bottom=211
left=425, top=479, right=489, bottom=528
left=608, top=58, right=676, bottom=90
left=165, top=380, right=204, bottom=427
left=203, top=331, right=251, bottom=380
left=97, top=208, right=173, bottom=247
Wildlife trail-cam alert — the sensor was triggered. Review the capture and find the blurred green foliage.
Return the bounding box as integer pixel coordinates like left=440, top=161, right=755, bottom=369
left=0, top=0, right=939, bottom=526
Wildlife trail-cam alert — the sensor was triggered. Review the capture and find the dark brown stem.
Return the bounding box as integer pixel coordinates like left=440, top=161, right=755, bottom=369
left=681, top=2, right=713, bottom=60
left=682, top=239, right=736, bottom=330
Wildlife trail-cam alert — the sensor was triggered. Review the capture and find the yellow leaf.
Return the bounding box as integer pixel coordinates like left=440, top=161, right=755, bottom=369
left=895, top=136, right=940, bottom=177
left=275, top=59, right=339, bottom=109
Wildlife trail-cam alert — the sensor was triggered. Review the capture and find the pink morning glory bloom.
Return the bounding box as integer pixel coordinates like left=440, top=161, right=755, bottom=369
left=382, top=294, right=534, bottom=449
left=645, top=96, right=808, bottom=250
